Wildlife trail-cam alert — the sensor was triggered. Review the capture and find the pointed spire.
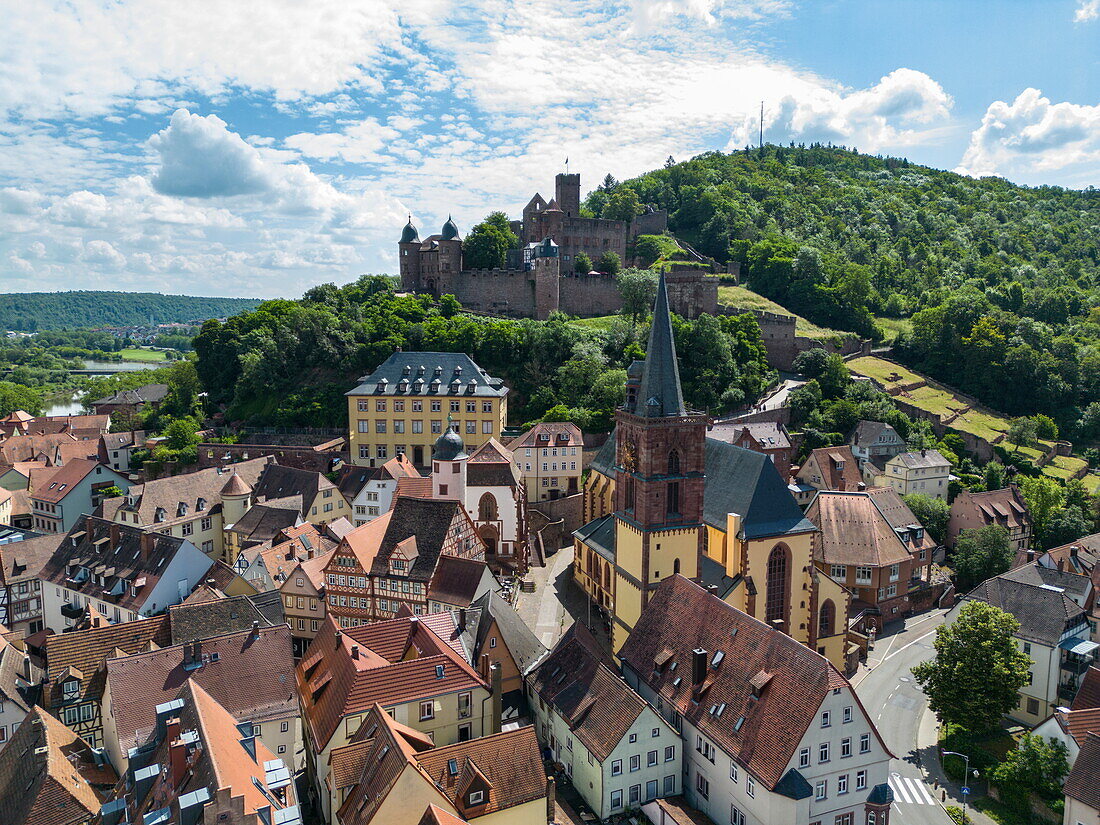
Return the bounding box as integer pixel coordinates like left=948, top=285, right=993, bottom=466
left=636, top=274, right=685, bottom=418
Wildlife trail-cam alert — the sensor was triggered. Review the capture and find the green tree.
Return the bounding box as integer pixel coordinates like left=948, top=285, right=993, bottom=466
left=791, top=348, right=830, bottom=378
left=952, top=525, right=1013, bottom=590
left=462, top=211, right=518, bottom=270
left=163, top=417, right=201, bottom=450
left=817, top=354, right=850, bottom=399
left=574, top=251, right=593, bottom=274
left=903, top=494, right=950, bottom=544
left=990, top=733, right=1069, bottom=802
left=1018, top=475, right=1065, bottom=549
left=602, top=188, right=643, bottom=222
left=618, top=269, right=658, bottom=324
left=0, top=381, right=43, bottom=417
left=912, top=600, right=1031, bottom=733
left=788, top=379, right=823, bottom=427
left=1033, top=414, right=1059, bottom=440
left=1006, top=417, right=1038, bottom=451
left=983, top=461, right=1006, bottom=491
left=597, top=251, right=622, bottom=276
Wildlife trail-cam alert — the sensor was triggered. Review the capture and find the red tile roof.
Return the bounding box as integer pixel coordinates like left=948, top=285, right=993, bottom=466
left=31, top=459, right=106, bottom=503
left=1072, top=666, right=1100, bottom=711
left=1064, top=731, right=1100, bottom=809
left=619, top=575, right=891, bottom=790
left=807, top=491, right=912, bottom=568
left=297, top=615, right=487, bottom=753
left=428, top=556, right=492, bottom=607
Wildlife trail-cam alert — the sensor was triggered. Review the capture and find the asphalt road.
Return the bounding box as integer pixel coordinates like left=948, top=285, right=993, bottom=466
left=853, top=610, right=954, bottom=825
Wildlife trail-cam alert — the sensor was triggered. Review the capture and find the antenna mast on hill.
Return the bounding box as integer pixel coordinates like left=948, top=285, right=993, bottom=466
left=759, top=100, right=764, bottom=149
left=565, top=156, right=569, bottom=175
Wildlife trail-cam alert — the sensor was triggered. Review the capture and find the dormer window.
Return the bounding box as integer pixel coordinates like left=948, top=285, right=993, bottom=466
left=177, top=502, right=187, bottom=517
left=468, top=790, right=484, bottom=806
left=154, top=508, right=166, bottom=523
left=402, top=364, right=411, bottom=376
left=62, top=679, right=79, bottom=700
left=434, top=366, right=443, bottom=377
left=196, top=498, right=207, bottom=512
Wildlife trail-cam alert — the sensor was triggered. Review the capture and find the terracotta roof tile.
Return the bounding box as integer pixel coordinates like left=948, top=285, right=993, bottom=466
left=807, top=491, right=913, bottom=568
left=619, top=575, right=889, bottom=790
left=31, top=459, right=108, bottom=504
left=1064, top=731, right=1100, bottom=808
left=428, top=556, right=492, bottom=607
left=507, top=421, right=583, bottom=450
left=395, top=476, right=433, bottom=499
left=119, top=458, right=271, bottom=527
left=1072, top=666, right=1100, bottom=711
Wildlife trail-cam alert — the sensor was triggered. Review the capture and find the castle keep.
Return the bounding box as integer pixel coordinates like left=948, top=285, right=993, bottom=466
left=398, top=172, right=717, bottom=320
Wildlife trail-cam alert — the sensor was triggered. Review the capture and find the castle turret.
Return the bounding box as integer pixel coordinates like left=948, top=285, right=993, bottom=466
left=432, top=418, right=468, bottom=502
left=399, top=216, right=421, bottom=291
left=437, top=216, right=463, bottom=283
left=555, top=173, right=580, bottom=218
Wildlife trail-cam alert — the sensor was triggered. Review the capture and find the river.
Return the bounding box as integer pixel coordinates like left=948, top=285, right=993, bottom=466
left=41, top=359, right=162, bottom=416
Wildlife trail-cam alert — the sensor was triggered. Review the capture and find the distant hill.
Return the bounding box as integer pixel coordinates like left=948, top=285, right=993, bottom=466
left=0, top=291, right=263, bottom=331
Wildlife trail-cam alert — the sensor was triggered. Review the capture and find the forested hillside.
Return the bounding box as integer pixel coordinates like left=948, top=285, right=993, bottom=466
left=597, top=147, right=1100, bottom=436
left=0, top=291, right=261, bottom=331
left=193, top=276, right=773, bottom=429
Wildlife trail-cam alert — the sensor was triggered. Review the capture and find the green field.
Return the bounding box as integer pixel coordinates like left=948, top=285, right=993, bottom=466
left=718, top=285, right=845, bottom=340
left=874, top=316, right=912, bottom=344
left=568, top=315, right=619, bottom=330
left=848, top=355, right=1091, bottom=485
left=119, top=347, right=169, bottom=362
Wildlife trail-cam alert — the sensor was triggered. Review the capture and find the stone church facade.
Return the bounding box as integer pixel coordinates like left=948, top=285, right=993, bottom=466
left=398, top=172, right=718, bottom=320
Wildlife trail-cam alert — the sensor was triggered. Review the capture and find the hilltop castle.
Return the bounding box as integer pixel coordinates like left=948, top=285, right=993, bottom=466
left=399, top=172, right=717, bottom=320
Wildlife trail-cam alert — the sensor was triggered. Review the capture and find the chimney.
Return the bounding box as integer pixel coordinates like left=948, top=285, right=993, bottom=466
left=168, top=736, right=188, bottom=787
left=837, top=475, right=846, bottom=492
left=546, top=776, right=556, bottom=823
left=1027, top=550, right=1036, bottom=562
left=457, top=608, right=466, bottom=632
left=108, top=522, right=121, bottom=549
left=479, top=653, right=491, bottom=680
left=921, top=448, right=927, bottom=457
left=165, top=717, right=181, bottom=745
left=857, top=482, right=866, bottom=491
left=691, top=648, right=707, bottom=686
left=490, top=662, right=503, bottom=734
left=350, top=645, right=359, bottom=660
left=140, top=530, right=156, bottom=562
left=249, top=620, right=260, bottom=643
left=1058, top=557, right=1065, bottom=572
left=1070, top=545, right=1079, bottom=559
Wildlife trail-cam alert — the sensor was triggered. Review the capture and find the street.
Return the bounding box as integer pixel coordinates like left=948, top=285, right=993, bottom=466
left=853, top=610, right=954, bottom=825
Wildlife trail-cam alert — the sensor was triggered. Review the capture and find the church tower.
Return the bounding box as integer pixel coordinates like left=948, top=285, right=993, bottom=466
left=610, top=274, right=708, bottom=652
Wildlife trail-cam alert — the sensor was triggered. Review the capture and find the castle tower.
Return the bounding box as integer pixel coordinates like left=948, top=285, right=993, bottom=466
left=610, top=273, right=708, bottom=652
left=555, top=173, right=581, bottom=218
left=437, top=216, right=464, bottom=291
left=398, top=217, right=421, bottom=292
left=530, top=237, right=561, bottom=321
left=220, top=471, right=253, bottom=564
left=432, top=418, right=468, bottom=502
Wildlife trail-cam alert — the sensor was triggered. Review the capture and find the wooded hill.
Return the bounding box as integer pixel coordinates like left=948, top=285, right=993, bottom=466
left=597, top=147, right=1100, bottom=437
left=0, top=291, right=261, bottom=331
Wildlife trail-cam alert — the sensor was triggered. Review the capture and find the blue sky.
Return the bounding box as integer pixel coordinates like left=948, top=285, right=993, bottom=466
left=0, top=0, right=1096, bottom=299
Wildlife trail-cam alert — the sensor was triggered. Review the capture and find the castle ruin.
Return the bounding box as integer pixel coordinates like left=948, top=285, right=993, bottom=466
left=398, top=172, right=718, bottom=320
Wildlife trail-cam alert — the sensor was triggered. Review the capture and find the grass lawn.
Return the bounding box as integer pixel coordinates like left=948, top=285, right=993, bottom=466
left=567, top=315, right=621, bottom=330
left=118, top=347, right=169, bottom=362
left=1082, top=473, right=1100, bottom=494
left=718, top=285, right=845, bottom=340
left=847, top=356, right=924, bottom=385
left=874, top=316, right=912, bottom=344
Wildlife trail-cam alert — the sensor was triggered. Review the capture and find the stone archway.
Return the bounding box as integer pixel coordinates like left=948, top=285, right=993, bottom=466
left=479, top=524, right=500, bottom=556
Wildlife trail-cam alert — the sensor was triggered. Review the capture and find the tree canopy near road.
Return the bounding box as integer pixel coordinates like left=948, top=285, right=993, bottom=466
left=913, top=600, right=1031, bottom=733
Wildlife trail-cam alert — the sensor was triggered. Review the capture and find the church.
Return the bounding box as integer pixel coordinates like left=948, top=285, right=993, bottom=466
left=573, top=274, right=859, bottom=673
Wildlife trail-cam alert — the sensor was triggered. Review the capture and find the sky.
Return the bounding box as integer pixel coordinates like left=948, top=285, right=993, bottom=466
left=0, top=0, right=1097, bottom=299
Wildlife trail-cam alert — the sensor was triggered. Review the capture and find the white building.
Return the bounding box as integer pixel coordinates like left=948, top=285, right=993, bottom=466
left=38, top=515, right=213, bottom=633
left=620, top=575, right=895, bottom=825
left=527, top=623, right=681, bottom=818
left=337, top=454, right=420, bottom=526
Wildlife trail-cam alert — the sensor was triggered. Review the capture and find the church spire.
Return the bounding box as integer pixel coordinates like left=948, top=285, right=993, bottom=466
left=636, top=273, right=685, bottom=418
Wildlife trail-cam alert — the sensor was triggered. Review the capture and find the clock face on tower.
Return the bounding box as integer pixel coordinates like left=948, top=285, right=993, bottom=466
left=621, top=438, right=638, bottom=472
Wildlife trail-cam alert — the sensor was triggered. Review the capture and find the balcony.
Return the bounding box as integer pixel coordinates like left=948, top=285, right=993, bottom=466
left=1058, top=683, right=1079, bottom=702
left=60, top=601, right=84, bottom=619
left=1061, top=657, right=1096, bottom=676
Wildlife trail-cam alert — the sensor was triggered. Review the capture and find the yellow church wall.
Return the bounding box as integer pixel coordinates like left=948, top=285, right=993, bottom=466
left=614, top=518, right=643, bottom=581
left=645, top=528, right=700, bottom=583
left=815, top=571, right=851, bottom=668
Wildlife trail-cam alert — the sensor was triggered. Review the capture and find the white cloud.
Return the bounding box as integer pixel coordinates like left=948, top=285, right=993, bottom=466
left=628, top=0, right=791, bottom=28
left=150, top=109, right=275, bottom=197
left=0, top=187, right=42, bottom=214
left=81, top=239, right=127, bottom=268
left=47, top=191, right=111, bottom=227
left=957, top=88, right=1100, bottom=180
left=1075, top=0, right=1099, bottom=22
left=285, top=118, right=400, bottom=165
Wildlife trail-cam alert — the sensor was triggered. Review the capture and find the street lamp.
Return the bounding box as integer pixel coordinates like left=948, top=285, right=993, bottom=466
left=941, top=750, right=979, bottom=821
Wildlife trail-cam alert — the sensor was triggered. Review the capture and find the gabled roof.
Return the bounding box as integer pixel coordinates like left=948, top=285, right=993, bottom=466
left=707, top=421, right=791, bottom=451
left=0, top=640, right=37, bottom=715
left=890, top=449, right=950, bottom=469
left=428, top=556, right=493, bottom=606
left=529, top=624, right=650, bottom=761
left=297, top=615, right=487, bottom=752
left=30, top=459, right=112, bottom=503
left=507, top=421, right=583, bottom=449
left=105, top=624, right=296, bottom=755
left=1073, top=667, right=1100, bottom=711
left=44, top=615, right=171, bottom=709
left=851, top=420, right=903, bottom=446
left=372, top=497, right=477, bottom=582
left=1064, top=731, right=1100, bottom=809
left=865, top=487, right=938, bottom=552
left=251, top=463, right=340, bottom=515
left=807, top=491, right=912, bottom=568
left=467, top=438, right=520, bottom=487
left=631, top=274, right=685, bottom=419
left=951, top=486, right=1031, bottom=531
left=1000, top=562, right=1091, bottom=604
left=117, top=458, right=271, bottom=527
left=573, top=513, right=616, bottom=563
left=798, top=446, right=863, bottom=492
left=619, top=575, right=889, bottom=790
left=1053, top=706, right=1100, bottom=747
left=226, top=501, right=303, bottom=543
left=468, top=589, right=546, bottom=676
left=1042, top=533, right=1100, bottom=576
left=168, top=593, right=276, bottom=645
left=0, top=707, right=117, bottom=825
left=703, top=439, right=816, bottom=539
left=0, top=533, right=61, bottom=585
left=347, top=353, right=508, bottom=399
left=962, top=575, right=1086, bottom=646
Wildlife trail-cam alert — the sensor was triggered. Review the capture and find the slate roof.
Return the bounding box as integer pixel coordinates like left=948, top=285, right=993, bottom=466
left=44, top=615, right=171, bottom=710
left=226, top=502, right=302, bottom=543
left=370, top=497, right=474, bottom=582
left=251, top=463, right=341, bottom=516
left=589, top=436, right=813, bottom=541
left=1000, top=562, right=1091, bottom=604
left=105, top=624, right=297, bottom=755
left=529, top=624, right=650, bottom=761
left=89, top=383, right=168, bottom=407
left=168, top=593, right=276, bottom=645
left=39, top=515, right=195, bottom=617
left=891, top=449, right=950, bottom=469
left=1064, top=731, right=1100, bottom=809
left=466, top=438, right=520, bottom=488
left=573, top=513, right=616, bottom=563
left=115, top=458, right=271, bottom=527
left=851, top=420, right=903, bottom=446
left=0, top=707, right=117, bottom=825
left=619, top=575, right=889, bottom=790
left=962, top=575, right=1087, bottom=646
left=807, top=491, right=912, bottom=568
left=707, top=421, right=791, bottom=451
left=297, top=615, right=487, bottom=752
left=703, top=439, right=816, bottom=539
left=631, top=274, right=686, bottom=418
left=347, top=352, right=508, bottom=398
left=468, top=588, right=547, bottom=676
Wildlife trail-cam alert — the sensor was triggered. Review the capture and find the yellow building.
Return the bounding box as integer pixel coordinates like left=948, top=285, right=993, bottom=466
left=347, top=352, right=509, bottom=469
left=573, top=275, right=856, bottom=672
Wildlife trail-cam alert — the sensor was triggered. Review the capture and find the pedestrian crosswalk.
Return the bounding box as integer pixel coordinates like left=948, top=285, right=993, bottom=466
left=889, top=774, right=937, bottom=805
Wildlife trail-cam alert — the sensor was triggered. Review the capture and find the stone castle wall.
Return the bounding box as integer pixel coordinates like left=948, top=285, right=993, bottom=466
left=558, top=273, right=623, bottom=316
left=443, top=268, right=538, bottom=317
